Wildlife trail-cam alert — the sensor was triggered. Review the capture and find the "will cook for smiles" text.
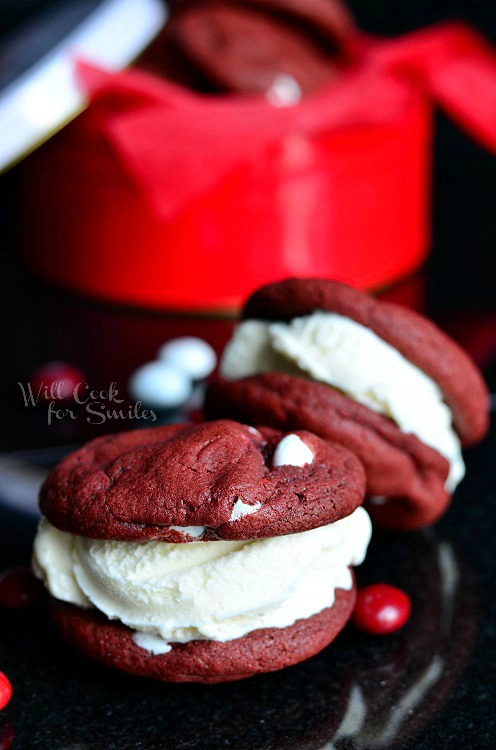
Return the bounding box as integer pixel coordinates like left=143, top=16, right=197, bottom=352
left=18, top=381, right=157, bottom=425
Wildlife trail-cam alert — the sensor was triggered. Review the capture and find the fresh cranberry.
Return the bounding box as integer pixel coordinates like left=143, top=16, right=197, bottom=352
left=0, top=568, right=43, bottom=610
left=352, top=583, right=411, bottom=635
left=0, top=673, right=12, bottom=712
left=28, top=361, right=85, bottom=402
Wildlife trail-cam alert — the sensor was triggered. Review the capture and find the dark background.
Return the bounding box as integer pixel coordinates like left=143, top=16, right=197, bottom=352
left=353, top=0, right=496, bottom=313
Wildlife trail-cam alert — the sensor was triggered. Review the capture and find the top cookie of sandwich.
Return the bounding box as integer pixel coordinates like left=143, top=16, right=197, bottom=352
left=40, top=420, right=365, bottom=543
left=242, top=278, right=489, bottom=446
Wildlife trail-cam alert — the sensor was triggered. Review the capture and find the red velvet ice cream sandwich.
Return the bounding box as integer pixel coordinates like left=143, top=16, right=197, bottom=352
left=33, top=420, right=371, bottom=682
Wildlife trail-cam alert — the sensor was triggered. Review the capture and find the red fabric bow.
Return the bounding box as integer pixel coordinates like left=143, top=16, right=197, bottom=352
left=75, top=22, right=496, bottom=220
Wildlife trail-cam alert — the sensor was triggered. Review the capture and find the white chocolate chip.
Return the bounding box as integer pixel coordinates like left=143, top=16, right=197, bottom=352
left=169, top=525, right=205, bottom=538
left=246, top=426, right=262, bottom=437
left=273, top=435, right=314, bottom=467
left=230, top=499, right=262, bottom=522
left=266, top=74, right=302, bottom=107
left=132, top=632, right=172, bottom=655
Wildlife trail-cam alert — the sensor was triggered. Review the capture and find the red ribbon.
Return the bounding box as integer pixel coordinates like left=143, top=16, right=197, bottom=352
left=365, top=23, right=496, bottom=152
left=75, top=22, right=496, bottom=220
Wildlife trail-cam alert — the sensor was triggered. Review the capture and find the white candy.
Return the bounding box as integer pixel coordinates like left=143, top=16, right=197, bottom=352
left=128, top=361, right=192, bottom=409
left=158, top=337, right=217, bottom=380
left=273, top=434, right=314, bottom=467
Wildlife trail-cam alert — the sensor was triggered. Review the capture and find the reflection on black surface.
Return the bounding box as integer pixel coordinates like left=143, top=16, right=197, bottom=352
left=333, top=535, right=477, bottom=749
left=0, top=715, right=14, bottom=750
left=0, top=529, right=477, bottom=750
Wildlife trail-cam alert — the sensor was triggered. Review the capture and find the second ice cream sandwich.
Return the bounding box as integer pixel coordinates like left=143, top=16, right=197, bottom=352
left=206, top=278, right=489, bottom=530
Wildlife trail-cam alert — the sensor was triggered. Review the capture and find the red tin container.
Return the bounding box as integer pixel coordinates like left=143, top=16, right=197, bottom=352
left=19, top=23, right=496, bottom=312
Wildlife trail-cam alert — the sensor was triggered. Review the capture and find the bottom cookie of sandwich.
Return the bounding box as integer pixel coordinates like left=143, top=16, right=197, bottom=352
left=49, top=584, right=356, bottom=684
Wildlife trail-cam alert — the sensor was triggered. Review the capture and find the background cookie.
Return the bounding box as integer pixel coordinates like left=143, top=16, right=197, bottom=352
left=242, top=278, right=489, bottom=446
left=165, top=0, right=355, bottom=96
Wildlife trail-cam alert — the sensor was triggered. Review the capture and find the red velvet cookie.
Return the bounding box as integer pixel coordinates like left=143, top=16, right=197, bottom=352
left=40, top=420, right=365, bottom=541
left=49, top=586, right=356, bottom=684
left=209, top=278, right=489, bottom=531
left=36, top=420, right=369, bottom=682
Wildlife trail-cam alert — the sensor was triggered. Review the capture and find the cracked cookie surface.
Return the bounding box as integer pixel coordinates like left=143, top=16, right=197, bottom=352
left=40, top=420, right=365, bottom=541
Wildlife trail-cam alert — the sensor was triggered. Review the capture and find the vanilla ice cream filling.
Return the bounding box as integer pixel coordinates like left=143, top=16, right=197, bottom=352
left=220, top=314, right=465, bottom=490
left=32, top=506, right=371, bottom=648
